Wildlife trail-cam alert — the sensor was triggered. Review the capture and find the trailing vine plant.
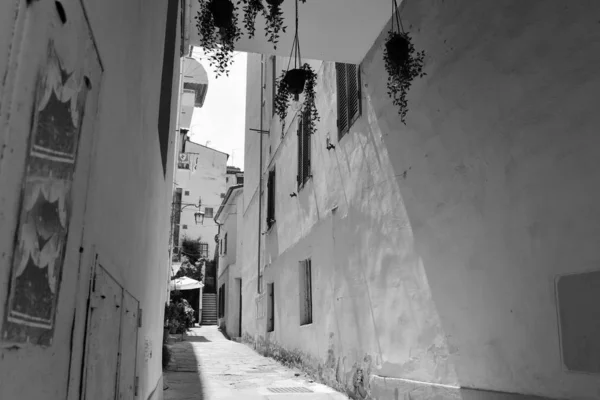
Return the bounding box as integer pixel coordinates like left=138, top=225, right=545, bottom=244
left=196, top=0, right=242, bottom=77
left=273, top=0, right=319, bottom=131
left=384, top=0, right=426, bottom=124
left=264, top=0, right=287, bottom=49
left=240, top=0, right=265, bottom=38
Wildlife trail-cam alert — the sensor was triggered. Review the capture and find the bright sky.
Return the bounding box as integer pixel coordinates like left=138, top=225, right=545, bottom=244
left=190, top=47, right=247, bottom=169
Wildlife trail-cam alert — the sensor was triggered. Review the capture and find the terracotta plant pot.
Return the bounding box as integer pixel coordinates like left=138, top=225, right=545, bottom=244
left=385, top=32, right=410, bottom=67
left=208, top=0, right=235, bottom=29
left=284, top=69, right=307, bottom=96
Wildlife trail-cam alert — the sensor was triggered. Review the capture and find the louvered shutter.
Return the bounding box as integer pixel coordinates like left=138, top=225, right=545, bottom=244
left=297, top=118, right=303, bottom=186
left=305, top=259, right=312, bottom=323
left=336, top=63, right=348, bottom=138
left=347, top=64, right=361, bottom=127
left=302, top=109, right=311, bottom=184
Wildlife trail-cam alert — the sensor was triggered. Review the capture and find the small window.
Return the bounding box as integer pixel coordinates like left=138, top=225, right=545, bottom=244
left=184, top=190, right=190, bottom=196
left=271, top=56, right=277, bottom=116
left=267, top=283, right=275, bottom=332
left=266, top=169, right=276, bottom=229
left=218, top=284, right=226, bottom=318
left=220, top=193, right=226, bottom=199
left=297, top=108, right=312, bottom=189
left=182, top=224, right=188, bottom=230
left=224, top=233, right=228, bottom=255
left=226, top=177, right=229, bottom=183
left=336, top=63, right=361, bottom=140
left=237, top=176, right=244, bottom=184
left=199, top=242, right=209, bottom=258
left=220, top=239, right=223, bottom=255
left=299, top=259, right=313, bottom=325
left=204, top=207, right=214, bottom=218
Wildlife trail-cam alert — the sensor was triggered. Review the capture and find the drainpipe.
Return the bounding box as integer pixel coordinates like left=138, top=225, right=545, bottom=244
left=257, top=55, right=265, bottom=293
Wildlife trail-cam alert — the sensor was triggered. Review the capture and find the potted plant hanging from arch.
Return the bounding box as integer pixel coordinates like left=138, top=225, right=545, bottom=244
left=273, top=0, right=319, bottom=132
left=383, top=0, right=426, bottom=124
left=240, top=0, right=308, bottom=49
left=196, top=0, right=242, bottom=77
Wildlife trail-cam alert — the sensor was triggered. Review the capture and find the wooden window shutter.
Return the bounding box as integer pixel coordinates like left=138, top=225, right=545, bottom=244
left=271, top=56, right=277, bottom=116
left=302, top=109, right=311, bottom=184
left=297, top=118, right=303, bottom=186
left=347, top=64, right=361, bottom=127
left=336, top=63, right=348, bottom=138
left=336, top=63, right=361, bottom=139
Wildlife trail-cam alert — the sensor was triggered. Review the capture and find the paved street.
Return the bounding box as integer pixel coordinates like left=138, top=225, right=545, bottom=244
left=163, top=326, right=349, bottom=400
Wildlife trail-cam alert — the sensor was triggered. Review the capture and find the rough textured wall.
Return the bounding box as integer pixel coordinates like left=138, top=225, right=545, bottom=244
left=358, top=0, right=600, bottom=398
left=242, top=1, right=600, bottom=399
left=177, top=142, right=228, bottom=258
left=0, top=0, right=179, bottom=398
left=243, top=55, right=456, bottom=400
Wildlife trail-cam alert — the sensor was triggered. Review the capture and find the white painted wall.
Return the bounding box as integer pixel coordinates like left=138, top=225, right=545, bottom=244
left=0, top=0, right=181, bottom=398
left=241, top=1, right=600, bottom=399
left=217, top=188, right=243, bottom=338
left=176, top=141, right=228, bottom=258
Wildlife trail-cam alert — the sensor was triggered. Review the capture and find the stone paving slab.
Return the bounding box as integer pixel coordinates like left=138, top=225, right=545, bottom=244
left=163, top=326, right=349, bottom=400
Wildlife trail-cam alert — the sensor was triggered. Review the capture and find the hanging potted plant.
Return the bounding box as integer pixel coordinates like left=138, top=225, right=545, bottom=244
left=383, top=0, right=426, bottom=124
left=273, top=0, right=319, bottom=131
left=196, top=0, right=242, bottom=77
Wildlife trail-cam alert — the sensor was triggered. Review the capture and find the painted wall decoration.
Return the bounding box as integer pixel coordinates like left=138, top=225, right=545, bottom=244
left=2, top=40, right=88, bottom=346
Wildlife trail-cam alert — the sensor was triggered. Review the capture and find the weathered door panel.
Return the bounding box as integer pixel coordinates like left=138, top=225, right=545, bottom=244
left=0, top=0, right=102, bottom=398
left=118, top=290, right=140, bottom=399
left=84, top=264, right=123, bottom=400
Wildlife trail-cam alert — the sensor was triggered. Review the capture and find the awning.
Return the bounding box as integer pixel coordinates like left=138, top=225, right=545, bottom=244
left=170, top=276, right=204, bottom=291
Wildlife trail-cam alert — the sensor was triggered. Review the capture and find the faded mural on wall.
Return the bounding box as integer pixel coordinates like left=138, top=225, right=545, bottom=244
left=2, top=41, right=88, bottom=346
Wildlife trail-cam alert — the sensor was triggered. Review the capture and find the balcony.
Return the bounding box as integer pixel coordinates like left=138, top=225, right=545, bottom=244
left=185, top=0, right=393, bottom=64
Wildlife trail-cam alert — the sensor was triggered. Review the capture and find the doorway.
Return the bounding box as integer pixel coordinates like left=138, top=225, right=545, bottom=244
left=81, top=261, right=140, bottom=400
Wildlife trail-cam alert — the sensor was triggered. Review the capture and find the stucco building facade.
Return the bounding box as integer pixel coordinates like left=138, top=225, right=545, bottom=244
left=240, top=2, right=600, bottom=400
left=215, top=184, right=244, bottom=339
left=0, top=0, right=184, bottom=398
left=173, top=141, right=228, bottom=261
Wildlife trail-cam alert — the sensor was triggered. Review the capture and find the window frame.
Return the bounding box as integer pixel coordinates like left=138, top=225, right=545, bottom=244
left=271, top=56, right=277, bottom=117
left=199, top=242, right=209, bottom=258
left=299, top=259, right=313, bottom=326
left=336, top=62, right=362, bottom=141
left=204, top=207, right=214, bottom=219
left=297, top=109, right=312, bottom=190
left=266, top=168, right=276, bottom=229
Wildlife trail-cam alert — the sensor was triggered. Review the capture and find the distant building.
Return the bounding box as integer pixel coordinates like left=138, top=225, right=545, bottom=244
left=214, top=184, right=244, bottom=338
left=173, top=140, right=228, bottom=262
left=226, top=166, right=244, bottom=191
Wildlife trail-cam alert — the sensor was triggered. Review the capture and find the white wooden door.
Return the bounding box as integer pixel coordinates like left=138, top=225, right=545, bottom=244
left=118, top=290, right=140, bottom=399
left=84, top=264, right=123, bottom=400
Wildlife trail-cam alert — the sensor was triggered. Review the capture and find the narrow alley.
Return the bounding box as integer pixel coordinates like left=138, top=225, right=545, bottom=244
left=164, top=327, right=349, bottom=400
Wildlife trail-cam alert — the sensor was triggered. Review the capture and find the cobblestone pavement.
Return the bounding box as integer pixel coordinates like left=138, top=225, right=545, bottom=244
left=164, top=326, right=349, bottom=400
